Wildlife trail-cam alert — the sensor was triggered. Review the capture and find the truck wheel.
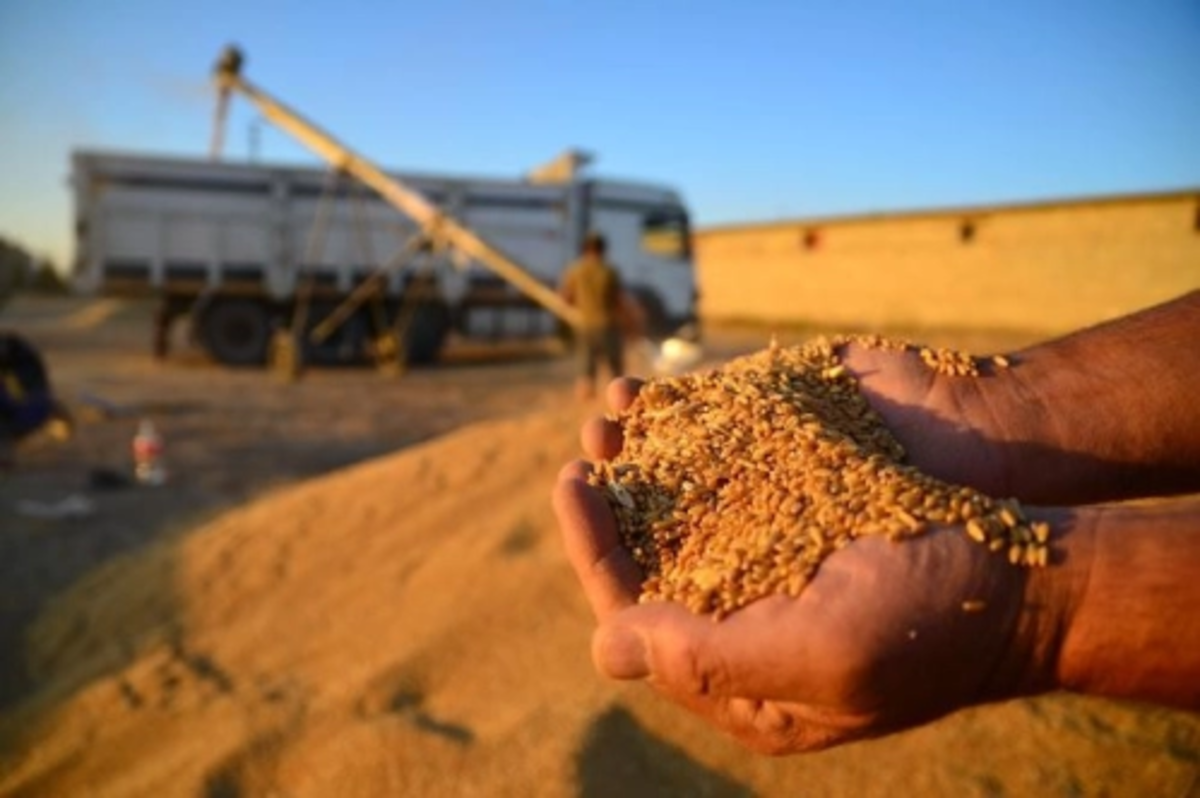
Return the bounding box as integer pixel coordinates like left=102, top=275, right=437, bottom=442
left=405, top=303, right=450, bottom=365
left=197, top=298, right=271, bottom=366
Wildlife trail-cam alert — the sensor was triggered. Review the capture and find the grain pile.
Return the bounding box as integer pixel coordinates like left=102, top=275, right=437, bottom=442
left=590, top=336, right=1049, bottom=618
left=2, top=389, right=1196, bottom=798
left=3, top=300, right=1197, bottom=798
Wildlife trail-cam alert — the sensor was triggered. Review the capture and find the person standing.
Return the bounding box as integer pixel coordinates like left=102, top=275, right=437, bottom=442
left=559, top=232, right=625, bottom=400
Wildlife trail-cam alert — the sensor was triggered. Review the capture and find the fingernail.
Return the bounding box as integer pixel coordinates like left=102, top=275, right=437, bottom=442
left=595, top=625, right=649, bottom=680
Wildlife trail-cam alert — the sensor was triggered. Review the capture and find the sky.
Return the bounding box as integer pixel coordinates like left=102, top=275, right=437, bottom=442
left=1, top=0, right=1198, bottom=269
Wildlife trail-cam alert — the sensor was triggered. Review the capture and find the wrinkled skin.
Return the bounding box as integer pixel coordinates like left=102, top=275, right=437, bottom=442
left=554, top=362, right=1056, bottom=754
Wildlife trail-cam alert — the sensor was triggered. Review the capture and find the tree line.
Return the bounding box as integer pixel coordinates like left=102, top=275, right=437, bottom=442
left=0, top=235, right=66, bottom=305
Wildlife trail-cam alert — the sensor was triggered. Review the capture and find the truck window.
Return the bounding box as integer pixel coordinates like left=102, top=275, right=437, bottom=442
left=641, top=209, right=691, bottom=260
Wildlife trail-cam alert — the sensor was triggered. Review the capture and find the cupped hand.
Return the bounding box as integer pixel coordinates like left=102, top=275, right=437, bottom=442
left=839, top=343, right=1024, bottom=500
left=553, top=378, right=1043, bottom=754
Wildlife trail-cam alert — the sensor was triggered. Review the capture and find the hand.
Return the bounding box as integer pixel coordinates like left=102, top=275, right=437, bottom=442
left=838, top=343, right=1021, bottom=500
left=845, top=290, right=1200, bottom=505
left=553, top=379, right=1058, bottom=754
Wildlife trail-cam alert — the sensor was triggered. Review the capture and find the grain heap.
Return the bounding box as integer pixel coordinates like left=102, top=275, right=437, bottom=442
left=589, top=336, right=1049, bottom=618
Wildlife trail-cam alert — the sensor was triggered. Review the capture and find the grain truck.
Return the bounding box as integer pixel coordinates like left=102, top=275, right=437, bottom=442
left=71, top=50, right=697, bottom=368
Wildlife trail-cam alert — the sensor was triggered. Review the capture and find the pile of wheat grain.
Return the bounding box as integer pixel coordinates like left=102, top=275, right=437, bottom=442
left=589, top=336, right=1048, bottom=618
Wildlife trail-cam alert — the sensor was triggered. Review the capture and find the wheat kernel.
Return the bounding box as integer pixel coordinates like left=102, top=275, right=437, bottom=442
left=590, top=335, right=1054, bottom=618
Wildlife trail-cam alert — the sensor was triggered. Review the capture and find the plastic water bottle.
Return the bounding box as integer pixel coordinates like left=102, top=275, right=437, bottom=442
left=132, top=419, right=167, bottom=486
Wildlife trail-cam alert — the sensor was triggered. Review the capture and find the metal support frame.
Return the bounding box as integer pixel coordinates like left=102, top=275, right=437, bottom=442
left=309, top=231, right=428, bottom=345
left=211, top=45, right=582, bottom=333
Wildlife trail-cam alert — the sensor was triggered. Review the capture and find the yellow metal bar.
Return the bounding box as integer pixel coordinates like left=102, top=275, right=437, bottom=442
left=309, top=234, right=426, bottom=344
left=215, top=67, right=581, bottom=328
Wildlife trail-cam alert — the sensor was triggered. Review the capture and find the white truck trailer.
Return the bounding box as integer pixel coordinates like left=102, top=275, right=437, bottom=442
left=71, top=148, right=697, bottom=366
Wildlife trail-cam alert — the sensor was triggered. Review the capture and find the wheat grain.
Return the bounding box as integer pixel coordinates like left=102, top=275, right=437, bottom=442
left=588, top=335, right=1048, bottom=618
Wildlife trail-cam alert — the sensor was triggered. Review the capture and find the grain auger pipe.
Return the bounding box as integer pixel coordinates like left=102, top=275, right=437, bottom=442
left=211, top=45, right=583, bottom=330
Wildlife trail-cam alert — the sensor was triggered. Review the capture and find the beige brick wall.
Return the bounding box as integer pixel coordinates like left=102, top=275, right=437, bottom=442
left=695, top=193, right=1200, bottom=335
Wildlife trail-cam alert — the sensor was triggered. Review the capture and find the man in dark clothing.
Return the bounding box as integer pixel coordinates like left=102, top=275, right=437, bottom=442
left=559, top=232, right=625, bottom=400
left=0, top=331, right=68, bottom=467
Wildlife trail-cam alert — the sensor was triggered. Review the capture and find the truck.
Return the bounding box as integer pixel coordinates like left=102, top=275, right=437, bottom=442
left=72, top=73, right=698, bottom=368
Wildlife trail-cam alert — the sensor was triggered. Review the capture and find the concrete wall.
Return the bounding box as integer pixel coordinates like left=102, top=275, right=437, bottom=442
left=695, top=192, right=1200, bottom=335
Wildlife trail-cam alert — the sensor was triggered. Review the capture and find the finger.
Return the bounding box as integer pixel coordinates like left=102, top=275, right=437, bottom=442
left=716, top=697, right=860, bottom=755
left=591, top=608, right=851, bottom=754
left=591, top=616, right=751, bottom=734
left=606, top=377, right=643, bottom=413
left=552, top=474, right=642, bottom=621
left=591, top=596, right=829, bottom=701
left=581, top=416, right=623, bottom=461
left=557, top=459, right=592, bottom=482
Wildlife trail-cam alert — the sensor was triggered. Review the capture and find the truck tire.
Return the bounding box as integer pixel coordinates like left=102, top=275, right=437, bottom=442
left=197, top=298, right=271, bottom=366
left=405, top=302, right=450, bottom=365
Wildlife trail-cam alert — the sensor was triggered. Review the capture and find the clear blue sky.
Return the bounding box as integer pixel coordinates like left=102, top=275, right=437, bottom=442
left=2, top=0, right=1198, bottom=268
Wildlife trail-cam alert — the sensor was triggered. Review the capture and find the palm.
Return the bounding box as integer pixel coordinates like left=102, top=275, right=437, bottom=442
left=694, top=530, right=1025, bottom=750
left=841, top=343, right=1012, bottom=497
left=556, top=372, right=1030, bottom=753
left=575, top=509, right=1026, bottom=752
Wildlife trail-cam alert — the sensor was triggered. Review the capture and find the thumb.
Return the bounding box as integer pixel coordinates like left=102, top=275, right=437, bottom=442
left=591, top=599, right=806, bottom=701
left=591, top=622, right=651, bottom=680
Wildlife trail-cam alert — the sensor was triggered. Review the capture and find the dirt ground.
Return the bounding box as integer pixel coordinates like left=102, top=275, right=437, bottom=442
left=1, top=296, right=1198, bottom=797
left=0, top=297, right=586, bottom=709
